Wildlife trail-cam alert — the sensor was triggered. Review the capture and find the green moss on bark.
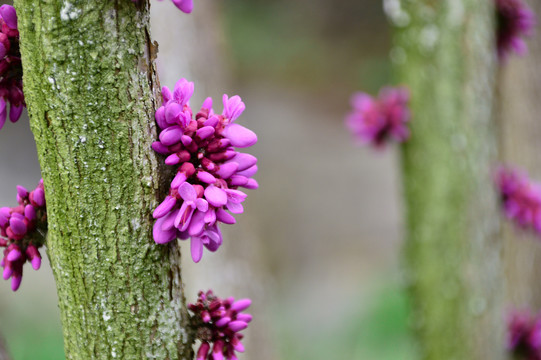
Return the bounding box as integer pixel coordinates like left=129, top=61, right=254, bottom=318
left=394, top=1, right=504, bottom=359
left=15, top=1, right=193, bottom=358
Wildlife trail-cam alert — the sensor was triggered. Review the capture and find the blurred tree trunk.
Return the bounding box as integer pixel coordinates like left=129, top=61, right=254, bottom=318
left=15, top=1, right=192, bottom=359
left=394, top=1, right=504, bottom=359
left=500, top=1, right=541, bottom=308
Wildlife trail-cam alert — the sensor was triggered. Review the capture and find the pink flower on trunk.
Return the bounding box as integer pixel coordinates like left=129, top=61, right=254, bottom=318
left=496, top=0, right=536, bottom=60
left=0, top=5, right=25, bottom=129
left=496, top=166, right=541, bottom=234
left=345, top=86, right=410, bottom=149
left=189, top=290, right=252, bottom=360
left=152, top=78, right=258, bottom=262
left=508, top=310, right=541, bottom=360
left=0, top=179, right=47, bottom=291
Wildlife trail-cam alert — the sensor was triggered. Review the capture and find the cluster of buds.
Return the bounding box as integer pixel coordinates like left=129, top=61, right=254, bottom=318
left=508, top=310, right=541, bottom=360
left=132, top=0, right=193, bottom=13
left=152, top=78, right=258, bottom=263
left=345, top=86, right=411, bottom=149
left=0, top=5, right=24, bottom=129
left=189, top=290, right=252, bottom=360
left=0, top=179, right=46, bottom=291
left=496, top=0, right=536, bottom=60
left=496, top=167, right=541, bottom=234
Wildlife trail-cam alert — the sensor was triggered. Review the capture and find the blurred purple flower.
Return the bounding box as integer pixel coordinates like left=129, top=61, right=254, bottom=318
left=152, top=78, right=258, bottom=262
left=345, top=86, right=410, bottom=149
left=0, top=179, right=47, bottom=291
left=0, top=5, right=25, bottom=129
left=496, top=0, right=536, bottom=60
left=496, top=166, right=541, bottom=234
left=189, top=290, right=252, bottom=360
left=508, top=310, right=541, bottom=359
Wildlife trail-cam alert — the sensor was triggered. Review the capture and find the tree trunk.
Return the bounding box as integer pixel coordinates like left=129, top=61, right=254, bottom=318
left=499, top=0, right=541, bottom=309
left=15, top=1, right=193, bottom=359
left=394, top=1, right=504, bottom=359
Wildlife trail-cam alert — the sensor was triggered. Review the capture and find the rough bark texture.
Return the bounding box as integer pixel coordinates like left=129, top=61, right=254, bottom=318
left=394, top=1, right=504, bottom=359
left=14, top=1, right=193, bottom=359
left=499, top=0, right=541, bottom=309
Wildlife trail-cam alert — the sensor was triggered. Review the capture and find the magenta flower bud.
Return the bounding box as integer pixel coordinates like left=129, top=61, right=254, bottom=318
left=16, top=185, right=28, bottom=199
left=172, top=0, right=194, bottom=14
left=204, top=115, right=220, bottom=128
left=215, top=162, right=239, bottom=179
left=159, top=126, right=183, bottom=146
left=2, top=266, right=11, bottom=280
left=229, top=153, right=257, bottom=171
left=196, top=342, right=210, bottom=360
left=0, top=5, right=17, bottom=29
left=237, top=165, right=258, bottom=178
left=153, top=196, right=177, bottom=219
left=165, top=153, right=181, bottom=166
left=236, top=313, right=253, bottom=323
left=171, top=172, right=187, bottom=189
left=10, top=274, right=21, bottom=291
left=9, top=217, right=26, bottom=235
left=197, top=171, right=217, bottom=184
left=32, top=188, right=45, bottom=207
left=231, top=299, right=251, bottom=312
left=24, top=204, right=36, bottom=221
left=9, top=104, right=23, bottom=123
left=229, top=175, right=248, bottom=187
left=6, top=248, right=21, bottom=262
left=222, top=124, right=257, bottom=148
left=215, top=316, right=231, bottom=328
left=216, top=209, right=236, bottom=224
left=242, top=178, right=259, bottom=190
left=228, top=321, right=248, bottom=332
left=196, top=126, right=216, bottom=140
left=181, top=135, right=192, bottom=146
left=151, top=141, right=170, bottom=155
left=165, top=102, right=183, bottom=125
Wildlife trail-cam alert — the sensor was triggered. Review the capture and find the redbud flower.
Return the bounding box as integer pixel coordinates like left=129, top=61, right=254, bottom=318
left=508, top=310, right=541, bottom=359
left=345, top=86, right=410, bottom=148
left=496, top=0, right=536, bottom=60
left=0, top=179, right=47, bottom=291
left=152, top=78, right=258, bottom=262
left=0, top=5, right=24, bottom=129
left=189, top=290, right=252, bottom=360
left=496, top=166, right=541, bottom=234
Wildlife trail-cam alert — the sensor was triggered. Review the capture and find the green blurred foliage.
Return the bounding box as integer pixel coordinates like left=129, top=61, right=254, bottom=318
left=274, top=283, right=416, bottom=360
left=223, top=0, right=393, bottom=102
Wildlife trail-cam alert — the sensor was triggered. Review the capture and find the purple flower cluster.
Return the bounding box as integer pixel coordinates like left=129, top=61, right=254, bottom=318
left=189, top=290, right=252, bottom=360
left=508, top=310, right=541, bottom=360
left=496, top=0, right=536, bottom=60
left=345, top=86, right=411, bottom=148
left=0, top=5, right=24, bottom=129
left=496, top=167, right=541, bottom=233
left=132, top=0, right=193, bottom=13
left=0, top=179, right=46, bottom=291
left=152, top=78, right=258, bottom=263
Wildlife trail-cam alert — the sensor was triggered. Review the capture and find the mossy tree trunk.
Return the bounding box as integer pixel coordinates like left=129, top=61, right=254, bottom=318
left=15, top=1, right=193, bottom=359
left=499, top=0, right=541, bottom=310
left=393, top=1, right=504, bottom=359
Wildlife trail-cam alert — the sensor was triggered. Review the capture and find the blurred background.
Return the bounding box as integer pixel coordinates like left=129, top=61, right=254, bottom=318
left=0, top=0, right=417, bottom=359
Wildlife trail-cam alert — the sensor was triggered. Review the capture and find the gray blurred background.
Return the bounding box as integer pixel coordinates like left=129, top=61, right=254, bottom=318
left=0, top=1, right=416, bottom=359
